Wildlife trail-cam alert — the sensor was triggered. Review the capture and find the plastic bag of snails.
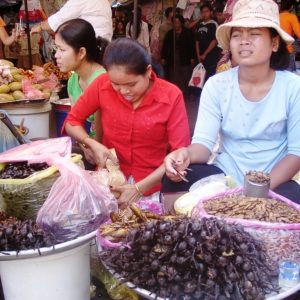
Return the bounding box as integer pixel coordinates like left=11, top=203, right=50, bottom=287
left=192, top=187, right=300, bottom=275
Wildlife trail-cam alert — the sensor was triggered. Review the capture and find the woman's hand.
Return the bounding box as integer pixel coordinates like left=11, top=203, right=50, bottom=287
left=111, top=184, right=142, bottom=209
left=83, top=138, right=118, bottom=168
left=164, top=147, right=191, bottom=182
left=79, top=143, right=96, bottom=165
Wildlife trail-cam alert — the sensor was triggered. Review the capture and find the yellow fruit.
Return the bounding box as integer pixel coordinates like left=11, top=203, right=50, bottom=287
left=12, top=90, right=25, bottom=100
left=43, top=92, right=51, bottom=99
left=0, top=93, right=14, bottom=101
left=32, top=84, right=43, bottom=91
left=9, top=67, right=21, bottom=75
left=0, top=59, right=14, bottom=67
left=12, top=74, right=24, bottom=82
left=0, top=84, right=10, bottom=94
left=8, top=82, right=22, bottom=92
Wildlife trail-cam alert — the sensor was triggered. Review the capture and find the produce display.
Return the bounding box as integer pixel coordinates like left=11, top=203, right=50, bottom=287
left=245, top=170, right=270, bottom=185
left=203, top=196, right=300, bottom=223
left=0, top=212, right=55, bottom=252
left=0, top=59, right=70, bottom=102
left=99, top=203, right=179, bottom=243
left=101, top=217, right=279, bottom=300
left=43, top=62, right=71, bottom=81
left=0, top=161, right=49, bottom=179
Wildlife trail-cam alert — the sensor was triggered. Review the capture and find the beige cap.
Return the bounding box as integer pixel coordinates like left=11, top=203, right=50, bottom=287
left=216, top=0, right=294, bottom=50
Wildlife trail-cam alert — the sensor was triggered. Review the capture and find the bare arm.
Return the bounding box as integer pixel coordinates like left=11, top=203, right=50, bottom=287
left=0, top=27, right=15, bottom=45
left=30, top=20, right=52, bottom=34
left=270, top=154, right=300, bottom=189
left=188, top=143, right=211, bottom=164
left=165, top=144, right=211, bottom=182
left=113, top=164, right=166, bottom=208
left=200, top=40, right=218, bottom=61
left=65, top=123, right=116, bottom=167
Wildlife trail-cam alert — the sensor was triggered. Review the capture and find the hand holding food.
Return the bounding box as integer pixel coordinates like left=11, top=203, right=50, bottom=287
left=165, top=147, right=190, bottom=182
left=111, top=184, right=142, bottom=209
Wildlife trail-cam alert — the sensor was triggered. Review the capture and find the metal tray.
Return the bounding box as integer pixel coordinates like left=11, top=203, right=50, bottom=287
left=103, top=262, right=300, bottom=300
left=0, top=98, right=48, bottom=106
left=0, top=230, right=96, bottom=261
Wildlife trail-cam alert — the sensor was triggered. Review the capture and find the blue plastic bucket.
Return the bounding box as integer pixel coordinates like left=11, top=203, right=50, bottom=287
left=53, top=105, right=91, bottom=137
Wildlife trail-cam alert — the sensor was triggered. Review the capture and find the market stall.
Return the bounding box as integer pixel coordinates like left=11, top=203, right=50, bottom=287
left=0, top=1, right=300, bottom=299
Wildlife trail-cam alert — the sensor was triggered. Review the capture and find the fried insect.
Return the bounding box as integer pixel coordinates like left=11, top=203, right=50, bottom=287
left=101, top=218, right=279, bottom=300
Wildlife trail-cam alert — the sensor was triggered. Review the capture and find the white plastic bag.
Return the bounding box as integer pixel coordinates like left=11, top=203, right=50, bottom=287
left=188, top=63, right=206, bottom=88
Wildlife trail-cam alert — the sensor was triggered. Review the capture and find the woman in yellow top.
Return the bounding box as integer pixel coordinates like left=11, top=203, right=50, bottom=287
left=279, top=0, right=300, bottom=71
left=0, top=17, right=16, bottom=46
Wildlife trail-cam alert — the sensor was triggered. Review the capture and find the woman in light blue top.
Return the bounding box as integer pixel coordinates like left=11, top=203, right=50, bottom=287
left=163, top=0, right=300, bottom=203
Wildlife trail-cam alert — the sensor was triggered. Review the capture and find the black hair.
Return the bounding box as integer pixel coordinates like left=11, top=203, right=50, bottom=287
left=103, top=38, right=151, bottom=75
left=165, top=7, right=173, bottom=18
left=128, top=7, right=142, bottom=39
left=173, top=14, right=185, bottom=26
left=269, top=28, right=290, bottom=70
left=200, top=2, right=213, bottom=11
left=215, top=7, right=224, bottom=13
left=280, top=0, right=296, bottom=11
left=56, top=19, right=109, bottom=64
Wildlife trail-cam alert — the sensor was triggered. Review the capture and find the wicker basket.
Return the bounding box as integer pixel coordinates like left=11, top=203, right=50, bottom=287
left=0, top=154, right=83, bottom=220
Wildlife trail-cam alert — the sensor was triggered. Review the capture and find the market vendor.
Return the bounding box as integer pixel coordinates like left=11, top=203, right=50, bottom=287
left=30, top=0, right=113, bottom=41
left=163, top=0, right=300, bottom=203
left=64, top=38, right=190, bottom=207
left=55, top=18, right=108, bottom=142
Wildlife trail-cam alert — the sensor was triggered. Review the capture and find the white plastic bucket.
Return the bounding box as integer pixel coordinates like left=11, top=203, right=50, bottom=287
left=3, top=102, right=51, bottom=139
left=0, top=231, right=95, bottom=300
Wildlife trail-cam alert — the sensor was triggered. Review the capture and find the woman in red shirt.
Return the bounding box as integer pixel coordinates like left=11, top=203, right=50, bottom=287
left=64, top=38, right=190, bottom=207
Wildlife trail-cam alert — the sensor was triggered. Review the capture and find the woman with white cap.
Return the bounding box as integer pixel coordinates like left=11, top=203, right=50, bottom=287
left=162, top=0, right=300, bottom=203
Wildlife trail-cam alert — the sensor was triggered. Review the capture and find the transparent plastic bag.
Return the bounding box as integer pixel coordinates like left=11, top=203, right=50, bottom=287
left=188, top=63, right=206, bottom=89
left=36, top=155, right=117, bottom=243
left=0, top=137, right=77, bottom=220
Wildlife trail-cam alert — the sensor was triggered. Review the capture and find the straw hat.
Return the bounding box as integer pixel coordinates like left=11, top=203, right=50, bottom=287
left=216, top=0, right=294, bottom=50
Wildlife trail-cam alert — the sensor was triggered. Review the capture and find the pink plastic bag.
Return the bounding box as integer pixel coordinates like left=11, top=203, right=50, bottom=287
left=37, top=156, right=115, bottom=243
left=0, top=137, right=117, bottom=243
left=0, top=137, right=72, bottom=163
left=192, top=187, right=300, bottom=274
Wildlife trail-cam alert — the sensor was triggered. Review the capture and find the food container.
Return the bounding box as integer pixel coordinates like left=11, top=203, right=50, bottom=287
left=244, top=171, right=270, bottom=198
left=279, top=261, right=300, bottom=289
left=0, top=231, right=96, bottom=300
left=192, top=187, right=300, bottom=275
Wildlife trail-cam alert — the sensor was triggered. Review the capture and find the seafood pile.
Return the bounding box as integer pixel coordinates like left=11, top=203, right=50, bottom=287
left=245, top=171, right=270, bottom=185
left=101, top=217, right=278, bottom=299
left=0, top=212, right=55, bottom=252
left=203, top=196, right=300, bottom=223
left=0, top=162, right=49, bottom=179
left=99, top=203, right=178, bottom=243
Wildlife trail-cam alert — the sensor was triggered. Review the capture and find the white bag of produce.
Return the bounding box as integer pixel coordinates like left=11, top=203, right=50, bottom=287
left=188, top=63, right=206, bottom=89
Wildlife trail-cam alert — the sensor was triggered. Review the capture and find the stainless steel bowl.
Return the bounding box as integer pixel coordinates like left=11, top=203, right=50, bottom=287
left=244, top=176, right=270, bottom=198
